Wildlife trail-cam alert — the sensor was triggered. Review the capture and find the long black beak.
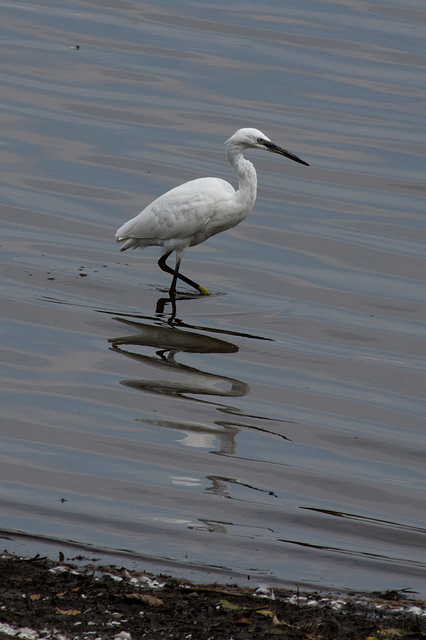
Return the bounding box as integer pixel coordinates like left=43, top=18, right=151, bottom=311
left=263, top=140, right=309, bottom=167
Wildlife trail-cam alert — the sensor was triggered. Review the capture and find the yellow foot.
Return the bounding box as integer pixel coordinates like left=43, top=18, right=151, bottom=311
left=198, top=285, right=210, bottom=296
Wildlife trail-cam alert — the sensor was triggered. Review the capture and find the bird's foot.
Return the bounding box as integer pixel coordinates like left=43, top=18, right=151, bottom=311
left=198, top=285, right=210, bottom=295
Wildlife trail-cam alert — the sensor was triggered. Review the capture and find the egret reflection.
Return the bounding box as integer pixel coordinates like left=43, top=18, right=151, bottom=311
left=108, top=315, right=249, bottom=400
left=107, top=306, right=288, bottom=459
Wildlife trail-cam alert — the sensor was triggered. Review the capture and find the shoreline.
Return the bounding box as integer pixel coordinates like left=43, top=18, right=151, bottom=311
left=0, top=551, right=425, bottom=640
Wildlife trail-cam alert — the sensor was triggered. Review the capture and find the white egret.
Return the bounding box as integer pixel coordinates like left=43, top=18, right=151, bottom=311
left=115, top=127, right=309, bottom=296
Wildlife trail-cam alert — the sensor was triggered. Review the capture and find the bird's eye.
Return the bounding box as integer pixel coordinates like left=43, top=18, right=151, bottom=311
left=257, top=138, right=263, bottom=144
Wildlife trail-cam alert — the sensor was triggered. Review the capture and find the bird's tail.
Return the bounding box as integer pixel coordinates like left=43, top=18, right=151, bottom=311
left=115, top=235, right=149, bottom=252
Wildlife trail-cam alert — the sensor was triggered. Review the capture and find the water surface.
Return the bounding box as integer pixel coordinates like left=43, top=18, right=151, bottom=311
left=1, top=0, right=426, bottom=595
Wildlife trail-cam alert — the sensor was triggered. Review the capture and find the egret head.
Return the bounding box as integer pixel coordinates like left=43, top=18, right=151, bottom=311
left=226, top=128, right=270, bottom=149
left=226, top=128, right=309, bottom=167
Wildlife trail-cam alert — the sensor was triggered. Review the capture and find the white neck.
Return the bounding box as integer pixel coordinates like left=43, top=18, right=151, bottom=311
left=226, top=143, right=258, bottom=213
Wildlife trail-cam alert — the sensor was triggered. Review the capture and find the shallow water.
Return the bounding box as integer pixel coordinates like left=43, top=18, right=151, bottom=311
left=1, top=0, right=426, bottom=595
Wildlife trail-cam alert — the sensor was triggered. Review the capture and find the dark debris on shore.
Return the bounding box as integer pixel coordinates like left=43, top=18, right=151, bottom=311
left=0, top=551, right=425, bottom=640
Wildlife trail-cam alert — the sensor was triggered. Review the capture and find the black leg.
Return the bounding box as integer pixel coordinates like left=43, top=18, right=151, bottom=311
left=169, top=259, right=180, bottom=297
left=158, top=252, right=209, bottom=295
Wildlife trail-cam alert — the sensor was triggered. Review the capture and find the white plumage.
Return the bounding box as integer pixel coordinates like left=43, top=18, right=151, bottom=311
left=116, top=127, right=308, bottom=296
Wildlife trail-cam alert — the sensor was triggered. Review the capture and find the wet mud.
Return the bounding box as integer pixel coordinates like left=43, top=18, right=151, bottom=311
left=0, top=552, right=425, bottom=639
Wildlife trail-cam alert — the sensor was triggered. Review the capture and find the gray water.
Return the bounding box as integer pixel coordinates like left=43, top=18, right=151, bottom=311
left=1, top=0, right=426, bottom=596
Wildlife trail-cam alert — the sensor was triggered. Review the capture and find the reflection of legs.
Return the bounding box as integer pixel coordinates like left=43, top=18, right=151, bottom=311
left=158, top=251, right=210, bottom=296
left=155, top=295, right=177, bottom=323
